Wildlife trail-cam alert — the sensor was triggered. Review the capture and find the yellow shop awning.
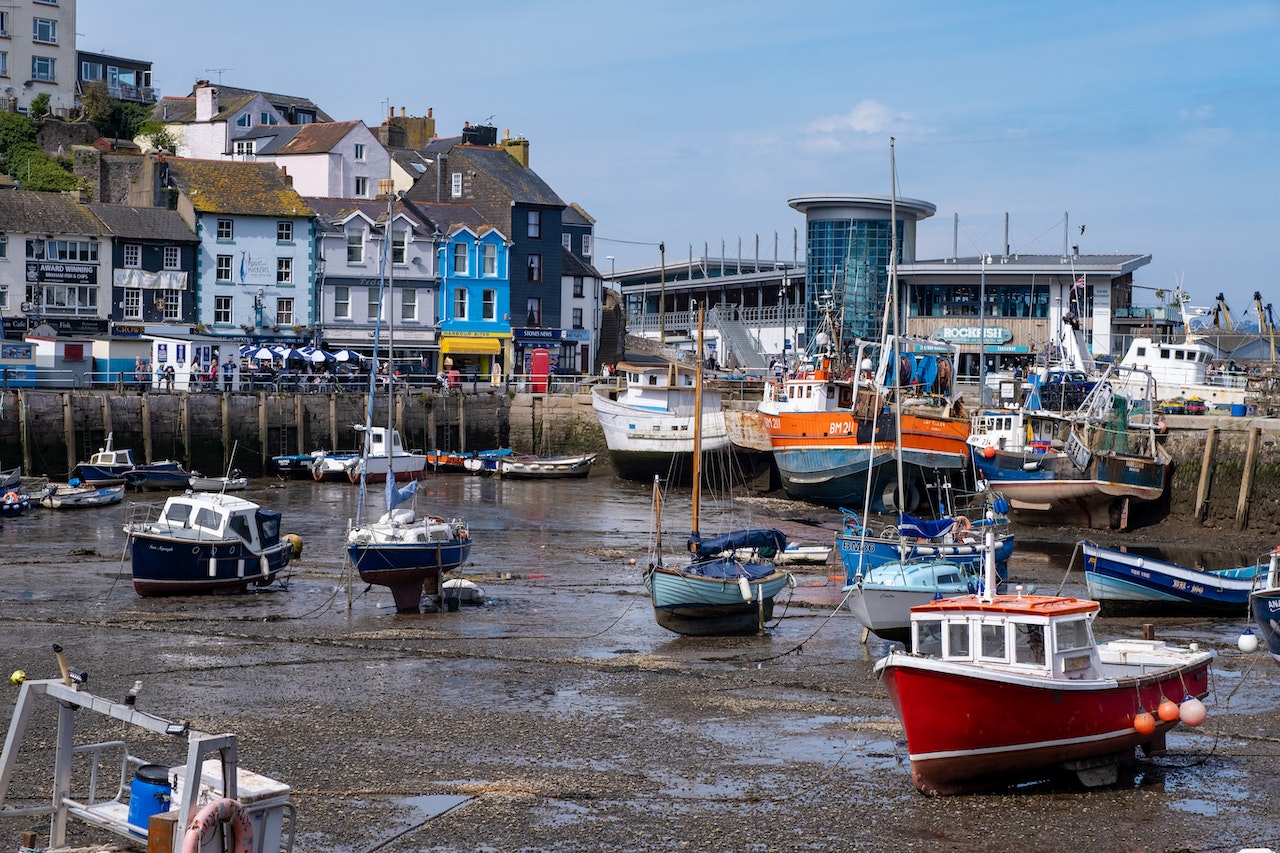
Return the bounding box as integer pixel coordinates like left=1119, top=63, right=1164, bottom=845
left=439, top=336, right=502, bottom=355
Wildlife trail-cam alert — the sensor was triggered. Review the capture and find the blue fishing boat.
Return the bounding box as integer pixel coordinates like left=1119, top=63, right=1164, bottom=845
left=836, top=505, right=1015, bottom=584
left=968, top=364, right=1170, bottom=530
left=122, top=492, right=293, bottom=595
left=1081, top=540, right=1266, bottom=614
left=1249, top=549, right=1280, bottom=668
left=71, top=433, right=137, bottom=486
left=271, top=453, right=317, bottom=479
left=124, top=462, right=194, bottom=491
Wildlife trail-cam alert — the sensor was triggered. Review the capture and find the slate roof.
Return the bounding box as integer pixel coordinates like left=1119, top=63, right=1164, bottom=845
left=562, top=247, right=601, bottom=278
left=404, top=143, right=565, bottom=225
left=390, top=149, right=432, bottom=177
left=204, top=84, right=334, bottom=123
left=306, top=198, right=434, bottom=239
left=452, top=146, right=565, bottom=207
left=0, top=191, right=106, bottom=235
left=86, top=204, right=198, bottom=242
left=150, top=93, right=257, bottom=124
left=235, top=125, right=304, bottom=155
left=423, top=136, right=461, bottom=157
left=564, top=203, right=594, bottom=227
left=164, top=159, right=314, bottom=218
left=404, top=200, right=495, bottom=237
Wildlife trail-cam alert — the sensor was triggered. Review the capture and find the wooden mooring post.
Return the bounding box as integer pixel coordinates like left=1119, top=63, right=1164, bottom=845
left=1194, top=426, right=1217, bottom=522
left=1235, top=426, right=1262, bottom=531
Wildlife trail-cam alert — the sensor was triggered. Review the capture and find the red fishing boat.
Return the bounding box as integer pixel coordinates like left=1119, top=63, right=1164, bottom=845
left=757, top=305, right=970, bottom=512
left=875, top=522, right=1214, bottom=795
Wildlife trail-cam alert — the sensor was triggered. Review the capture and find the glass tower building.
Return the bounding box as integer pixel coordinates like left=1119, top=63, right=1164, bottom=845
left=788, top=195, right=937, bottom=349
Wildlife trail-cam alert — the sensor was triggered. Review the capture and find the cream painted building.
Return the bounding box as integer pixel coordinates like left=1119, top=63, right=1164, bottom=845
left=1, top=0, right=78, bottom=116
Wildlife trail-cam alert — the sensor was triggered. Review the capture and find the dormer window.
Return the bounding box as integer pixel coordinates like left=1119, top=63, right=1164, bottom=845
left=236, top=113, right=252, bottom=128
left=260, top=112, right=278, bottom=126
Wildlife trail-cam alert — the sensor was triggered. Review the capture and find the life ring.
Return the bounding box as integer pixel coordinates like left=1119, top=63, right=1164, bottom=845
left=458, top=528, right=470, bottom=540
left=2, top=492, right=17, bottom=505
left=955, top=516, right=972, bottom=537
left=181, top=797, right=253, bottom=853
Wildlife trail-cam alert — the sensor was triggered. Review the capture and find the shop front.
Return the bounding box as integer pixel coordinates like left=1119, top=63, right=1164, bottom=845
left=438, top=333, right=508, bottom=383
left=513, top=328, right=572, bottom=379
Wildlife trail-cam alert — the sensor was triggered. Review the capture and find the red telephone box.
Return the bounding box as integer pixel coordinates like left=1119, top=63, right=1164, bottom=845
left=530, top=348, right=550, bottom=392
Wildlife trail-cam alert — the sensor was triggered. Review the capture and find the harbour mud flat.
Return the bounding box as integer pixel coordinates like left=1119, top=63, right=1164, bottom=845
left=0, top=478, right=1277, bottom=853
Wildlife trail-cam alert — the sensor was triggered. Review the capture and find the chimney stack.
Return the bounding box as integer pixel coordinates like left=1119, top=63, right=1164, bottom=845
left=195, top=85, right=218, bottom=122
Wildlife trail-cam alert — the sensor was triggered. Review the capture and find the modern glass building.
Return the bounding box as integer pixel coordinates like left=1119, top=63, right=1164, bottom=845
left=788, top=194, right=936, bottom=346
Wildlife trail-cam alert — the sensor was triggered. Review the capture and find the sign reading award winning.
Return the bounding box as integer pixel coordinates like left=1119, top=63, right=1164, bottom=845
left=26, top=262, right=97, bottom=285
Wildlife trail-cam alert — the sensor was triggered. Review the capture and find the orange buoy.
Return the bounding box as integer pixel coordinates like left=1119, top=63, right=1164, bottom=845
left=1133, top=712, right=1157, bottom=735
left=982, top=446, right=996, bottom=459
left=1157, top=698, right=1179, bottom=722
left=1179, top=697, right=1207, bottom=727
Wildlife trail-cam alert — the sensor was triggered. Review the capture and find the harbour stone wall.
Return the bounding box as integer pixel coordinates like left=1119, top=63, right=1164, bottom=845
left=6, top=389, right=1279, bottom=540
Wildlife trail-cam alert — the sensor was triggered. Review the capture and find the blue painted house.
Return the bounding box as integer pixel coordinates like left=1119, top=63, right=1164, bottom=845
left=436, top=224, right=512, bottom=379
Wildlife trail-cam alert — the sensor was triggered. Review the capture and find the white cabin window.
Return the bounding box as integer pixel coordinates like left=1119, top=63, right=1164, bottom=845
left=1013, top=623, right=1046, bottom=666
left=945, top=622, right=971, bottom=659
left=1055, top=619, right=1091, bottom=652
left=915, top=619, right=943, bottom=658
left=979, top=621, right=1007, bottom=661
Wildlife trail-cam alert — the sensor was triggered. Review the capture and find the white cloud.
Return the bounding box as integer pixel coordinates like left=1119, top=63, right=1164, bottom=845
left=1177, top=105, right=1214, bottom=121
left=808, top=99, right=913, bottom=135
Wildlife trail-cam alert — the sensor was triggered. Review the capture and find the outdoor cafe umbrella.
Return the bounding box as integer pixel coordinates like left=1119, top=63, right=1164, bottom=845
left=274, top=347, right=307, bottom=362
left=303, top=346, right=335, bottom=363
left=332, top=349, right=365, bottom=362
left=248, top=346, right=276, bottom=360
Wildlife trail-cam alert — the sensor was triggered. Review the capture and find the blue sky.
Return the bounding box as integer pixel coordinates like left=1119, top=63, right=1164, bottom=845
left=79, top=1, right=1279, bottom=324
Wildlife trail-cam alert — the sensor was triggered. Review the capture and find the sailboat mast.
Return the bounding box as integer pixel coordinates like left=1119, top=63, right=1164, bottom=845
left=690, top=305, right=704, bottom=543
left=386, top=191, right=396, bottom=442
left=889, top=138, right=908, bottom=516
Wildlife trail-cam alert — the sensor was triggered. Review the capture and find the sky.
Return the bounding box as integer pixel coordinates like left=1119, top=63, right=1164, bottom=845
left=78, top=0, right=1280, bottom=325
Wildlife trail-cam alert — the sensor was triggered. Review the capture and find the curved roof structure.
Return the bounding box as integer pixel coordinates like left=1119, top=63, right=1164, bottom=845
left=787, top=194, right=936, bottom=221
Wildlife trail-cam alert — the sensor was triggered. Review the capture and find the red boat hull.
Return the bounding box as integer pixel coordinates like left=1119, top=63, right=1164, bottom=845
left=878, top=656, right=1212, bottom=795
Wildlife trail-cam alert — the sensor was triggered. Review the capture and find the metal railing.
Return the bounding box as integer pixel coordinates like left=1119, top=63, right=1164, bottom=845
left=0, top=367, right=605, bottom=397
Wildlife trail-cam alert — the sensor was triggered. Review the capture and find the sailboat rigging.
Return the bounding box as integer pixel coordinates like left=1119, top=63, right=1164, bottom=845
left=643, top=306, right=794, bottom=636
left=841, top=138, right=1013, bottom=642
left=345, top=192, right=471, bottom=612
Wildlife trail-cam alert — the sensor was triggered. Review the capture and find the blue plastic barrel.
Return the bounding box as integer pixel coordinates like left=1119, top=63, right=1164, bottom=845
left=1231, top=403, right=1247, bottom=417
left=127, top=764, right=171, bottom=828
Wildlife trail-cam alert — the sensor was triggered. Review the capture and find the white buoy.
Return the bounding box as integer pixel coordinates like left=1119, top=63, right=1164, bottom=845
left=738, top=575, right=751, bottom=602
left=1238, top=628, right=1260, bottom=654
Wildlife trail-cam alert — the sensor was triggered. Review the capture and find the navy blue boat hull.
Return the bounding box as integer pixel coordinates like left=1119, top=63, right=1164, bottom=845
left=130, top=535, right=292, bottom=596
left=348, top=539, right=472, bottom=611
left=1250, top=587, right=1280, bottom=666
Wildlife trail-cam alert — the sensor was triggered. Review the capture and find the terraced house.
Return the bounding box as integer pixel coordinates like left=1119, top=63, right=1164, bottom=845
left=129, top=157, right=317, bottom=346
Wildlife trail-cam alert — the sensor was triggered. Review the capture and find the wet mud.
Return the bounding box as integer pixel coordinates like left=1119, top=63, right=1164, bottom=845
left=0, top=475, right=1276, bottom=853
